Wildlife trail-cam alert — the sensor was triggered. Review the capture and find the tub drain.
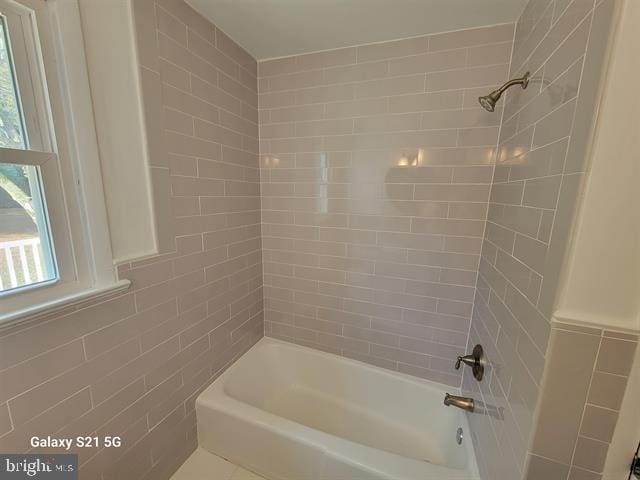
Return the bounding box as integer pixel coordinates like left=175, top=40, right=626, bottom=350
left=456, top=427, right=464, bottom=445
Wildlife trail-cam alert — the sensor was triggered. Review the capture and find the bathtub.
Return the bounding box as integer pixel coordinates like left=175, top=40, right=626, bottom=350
left=196, top=337, right=480, bottom=480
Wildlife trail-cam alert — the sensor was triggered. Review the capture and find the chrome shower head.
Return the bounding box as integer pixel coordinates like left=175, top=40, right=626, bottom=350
left=479, top=72, right=530, bottom=112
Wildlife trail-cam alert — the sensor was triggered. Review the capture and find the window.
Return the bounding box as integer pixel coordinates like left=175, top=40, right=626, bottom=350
left=0, top=0, right=128, bottom=323
left=0, top=11, right=56, bottom=292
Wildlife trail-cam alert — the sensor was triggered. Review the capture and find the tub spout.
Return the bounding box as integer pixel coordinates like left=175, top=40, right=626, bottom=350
left=444, top=393, right=475, bottom=412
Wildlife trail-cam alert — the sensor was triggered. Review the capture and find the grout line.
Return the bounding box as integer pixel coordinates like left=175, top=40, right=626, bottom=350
left=257, top=23, right=516, bottom=63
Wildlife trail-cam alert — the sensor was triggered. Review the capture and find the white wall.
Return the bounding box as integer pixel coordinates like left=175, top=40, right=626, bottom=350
left=555, top=0, right=639, bottom=333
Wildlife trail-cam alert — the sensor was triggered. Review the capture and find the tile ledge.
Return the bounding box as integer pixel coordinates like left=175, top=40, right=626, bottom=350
left=552, top=311, right=640, bottom=336
left=0, top=279, right=132, bottom=331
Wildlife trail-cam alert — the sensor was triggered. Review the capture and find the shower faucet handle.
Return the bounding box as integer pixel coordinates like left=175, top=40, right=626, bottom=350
left=455, top=354, right=475, bottom=370
left=454, top=344, right=485, bottom=381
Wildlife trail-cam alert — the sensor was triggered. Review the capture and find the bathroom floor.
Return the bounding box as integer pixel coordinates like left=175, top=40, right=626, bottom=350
left=171, top=448, right=267, bottom=480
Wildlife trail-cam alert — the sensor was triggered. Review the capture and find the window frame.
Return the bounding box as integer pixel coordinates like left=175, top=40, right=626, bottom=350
left=0, top=0, right=129, bottom=325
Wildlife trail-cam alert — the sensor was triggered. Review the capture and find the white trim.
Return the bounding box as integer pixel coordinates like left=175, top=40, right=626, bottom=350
left=46, top=0, right=116, bottom=287
left=0, top=147, right=56, bottom=165
left=79, top=0, right=159, bottom=264
left=0, top=279, right=131, bottom=328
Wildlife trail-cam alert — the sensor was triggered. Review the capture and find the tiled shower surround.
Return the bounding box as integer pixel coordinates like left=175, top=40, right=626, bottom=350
left=258, top=24, right=515, bottom=386
left=0, top=1, right=631, bottom=480
left=462, top=0, right=625, bottom=479
left=0, top=1, right=263, bottom=478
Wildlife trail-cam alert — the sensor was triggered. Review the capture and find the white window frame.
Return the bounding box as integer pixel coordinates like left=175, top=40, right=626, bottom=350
left=0, top=0, right=129, bottom=326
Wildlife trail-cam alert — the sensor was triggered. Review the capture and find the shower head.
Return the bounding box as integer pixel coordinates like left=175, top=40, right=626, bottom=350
left=478, top=90, right=501, bottom=112
left=479, top=72, right=530, bottom=112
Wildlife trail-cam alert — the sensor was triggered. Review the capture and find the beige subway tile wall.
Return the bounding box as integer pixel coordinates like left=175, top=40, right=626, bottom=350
left=526, top=324, right=638, bottom=480
left=258, top=24, right=515, bottom=386
left=462, top=0, right=618, bottom=479
left=0, top=1, right=262, bottom=478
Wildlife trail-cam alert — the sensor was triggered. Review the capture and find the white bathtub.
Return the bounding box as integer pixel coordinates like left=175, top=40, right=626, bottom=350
left=196, top=337, right=480, bottom=480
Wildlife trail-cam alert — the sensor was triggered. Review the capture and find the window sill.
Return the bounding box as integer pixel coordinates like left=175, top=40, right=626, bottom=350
left=0, top=279, right=131, bottom=329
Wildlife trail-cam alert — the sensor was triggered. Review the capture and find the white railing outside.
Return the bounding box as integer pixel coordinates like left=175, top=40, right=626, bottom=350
left=0, top=237, right=44, bottom=291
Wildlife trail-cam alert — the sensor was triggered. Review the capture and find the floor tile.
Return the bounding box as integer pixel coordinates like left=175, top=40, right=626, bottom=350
left=231, top=467, right=266, bottom=480
left=171, top=448, right=237, bottom=480
left=171, top=448, right=269, bottom=480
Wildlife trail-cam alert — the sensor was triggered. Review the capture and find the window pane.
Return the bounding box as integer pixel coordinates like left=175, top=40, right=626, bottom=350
left=0, top=14, right=27, bottom=149
left=0, top=162, right=56, bottom=292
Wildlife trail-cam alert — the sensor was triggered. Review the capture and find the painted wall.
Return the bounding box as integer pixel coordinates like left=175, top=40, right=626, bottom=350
left=556, top=0, right=639, bottom=333
left=462, top=0, right=620, bottom=479
left=257, top=24, right=514, bottom=386
left=0, top=1, right=262, bottom=478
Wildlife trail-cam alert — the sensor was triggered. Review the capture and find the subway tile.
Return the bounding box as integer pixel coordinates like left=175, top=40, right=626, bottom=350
left=427, top=64, right=509, bottom=92
left=357, top=36, right=428, bottom=62
left=422, top=108, right=500, bottom=130
left=353, top=113, right=420, bottom=134
left=0, top=403, right=11, bottom=436
left=132, top=0, right=158, bottom=71
left=264, top=69, right=326, bottom=92
left=458, top=126, right=500, bottom=146
left=467, top=42, right=513, bottom=67
left=7, top=339, right=141, bottom=427
left=0, top=340, right=85, bottom=404
left=580, top=405, right=618, bottom=443
left=411, top=218, right=485, bottom=237
left=0, top=295, right=136, bottom=370
left=156, top=5, right=187, bottom=46
left=429, top=24, right=515, bottom=52
left=522, top=175, right=562, bottom=209
left=568, top=467, right=602, bottom=480
left=297, top=47, right=357, bottom=71
left=490, top=181, right=525, bottom=205
left=215, top=28, right=256, bottom=74
left=414, top=184, right=491, bottom=202
left=531, top=329, right=600, bottom=464
left=389, top=49, right=467, bottom=76
left=572, top=436, right=609, bottom=473
left=513, top=233, right=548, bottom=274
left=389, top=90, right=463, bottom=113
left=259, top=56, right=299, bottom=77
left=408, top=250, right=479, bottom=271
left=532, top=100, right=577, bottom=147
left=587, top=371, right=628, bottom=410
left=325, top=60, right=389, bottom=84
left=296, top=84, right=355, bottom=105
left=595, top=337, right=637, bottom=376
left=355, top=75, right=426, bottom=99
left=525, top=454, right=570, bottom=480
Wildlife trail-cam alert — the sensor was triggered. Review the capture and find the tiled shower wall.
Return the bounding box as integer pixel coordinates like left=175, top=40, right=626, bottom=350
left=528, top=323, right=637, bottom=479
left=0, top=1, right=262, bottom=479
left=258, top=24, right=515, bottom=386
left=462, top=0, right=618, bottom=479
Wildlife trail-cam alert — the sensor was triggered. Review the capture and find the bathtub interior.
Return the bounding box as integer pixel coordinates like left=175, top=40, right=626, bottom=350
left=222, top=340, right=470, bottom=470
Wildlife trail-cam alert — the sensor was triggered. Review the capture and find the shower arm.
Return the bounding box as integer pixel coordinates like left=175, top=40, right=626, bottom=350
left=494, top=73, right=530, bottom=95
